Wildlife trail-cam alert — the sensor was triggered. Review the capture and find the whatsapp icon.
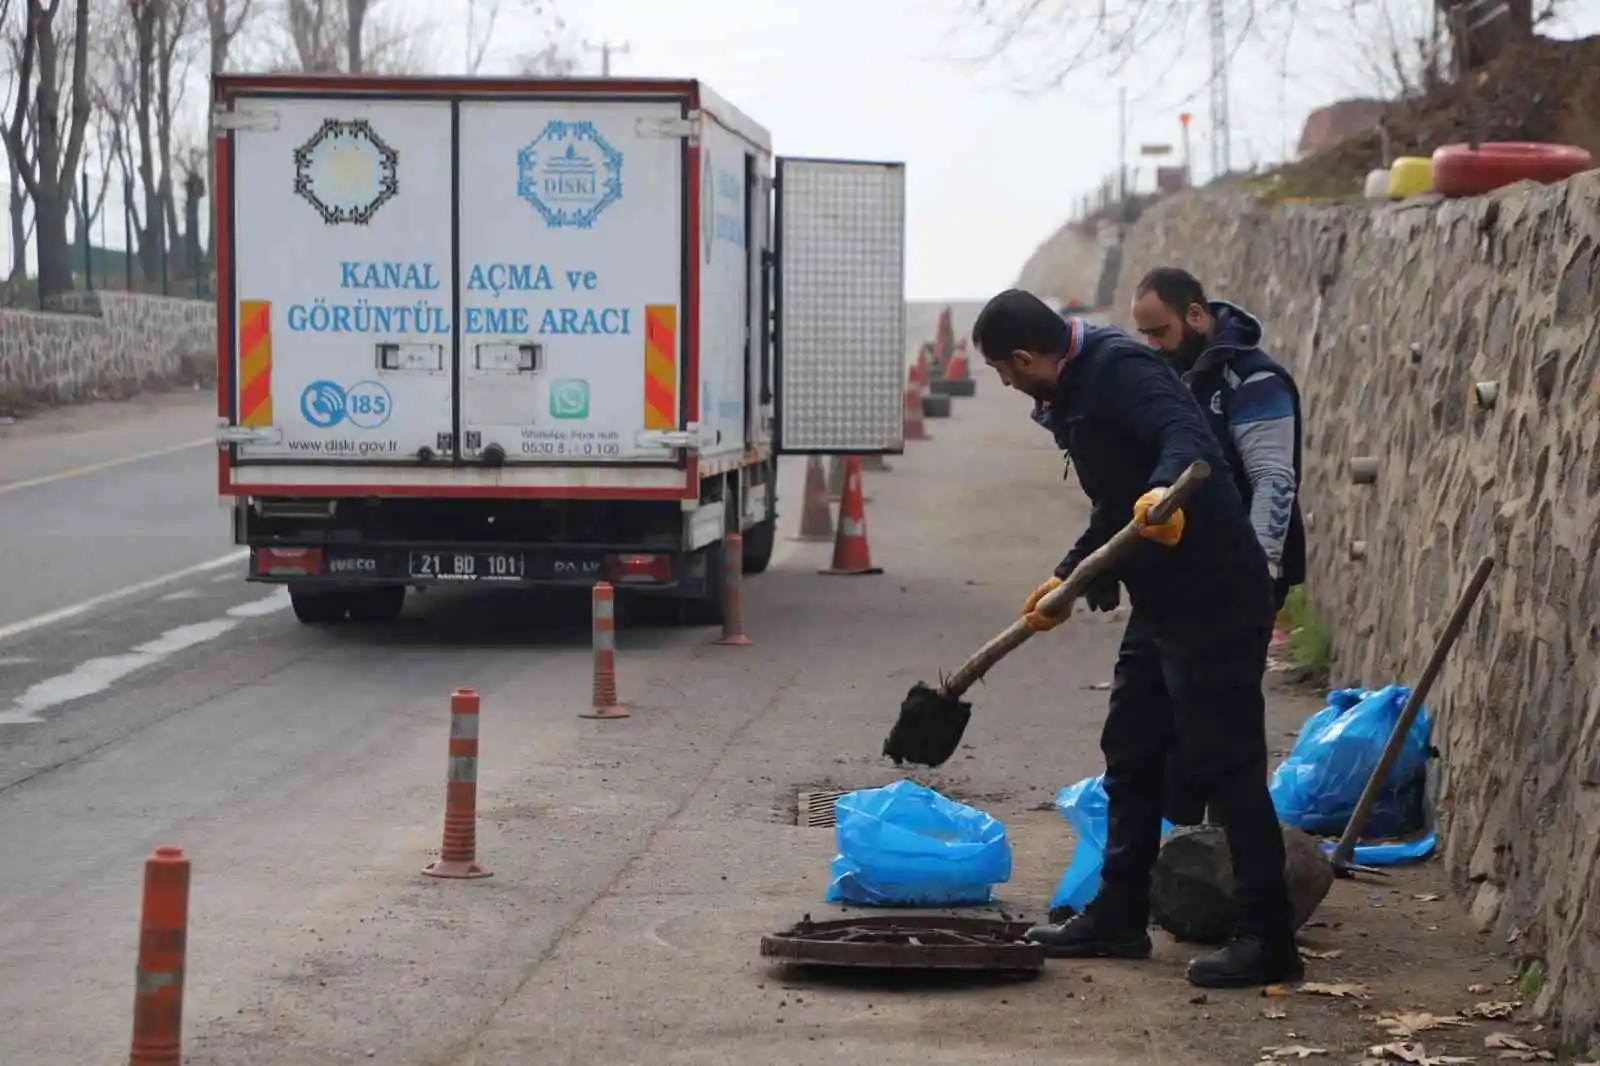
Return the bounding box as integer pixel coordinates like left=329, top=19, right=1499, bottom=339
left=549, top=378, right=590, bottom=420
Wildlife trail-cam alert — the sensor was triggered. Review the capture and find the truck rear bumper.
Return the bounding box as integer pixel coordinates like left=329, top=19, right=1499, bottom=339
left=247, top=543, right=686, bottom=591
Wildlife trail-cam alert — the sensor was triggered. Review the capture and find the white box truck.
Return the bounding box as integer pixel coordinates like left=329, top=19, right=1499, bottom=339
left=211, top=74, right=907, bottom=625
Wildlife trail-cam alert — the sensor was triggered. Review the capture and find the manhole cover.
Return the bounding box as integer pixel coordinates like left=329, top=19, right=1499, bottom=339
left=796, top=789, right=848, bottom=828
left=760, top=915, right=1044, bottom=974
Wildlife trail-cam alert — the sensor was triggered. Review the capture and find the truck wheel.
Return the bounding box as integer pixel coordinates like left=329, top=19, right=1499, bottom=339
left=676, top=540, right=727, bottom=627
left=742, top=518, right=777, bottom=574
left=346, top=586, right=406, bottom=623
left=289, top=586, right=348, bottom=624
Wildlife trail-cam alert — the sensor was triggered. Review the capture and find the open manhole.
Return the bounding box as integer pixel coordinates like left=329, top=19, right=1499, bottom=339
left=760, top=915, right=1044, bottom=975
left=795, top=789, right=849, bottom=828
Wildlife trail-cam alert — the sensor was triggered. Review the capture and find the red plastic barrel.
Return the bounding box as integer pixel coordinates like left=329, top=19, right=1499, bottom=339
left=1431, top=142, right=1595, bottom=198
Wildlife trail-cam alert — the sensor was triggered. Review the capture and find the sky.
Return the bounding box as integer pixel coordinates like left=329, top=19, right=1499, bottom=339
left=5, top=0, right=1600, bottom=299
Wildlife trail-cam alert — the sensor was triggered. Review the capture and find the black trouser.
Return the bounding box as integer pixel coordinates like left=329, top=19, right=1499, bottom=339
left=1161, top=580, right=1293, bottom=826
left=1098, top=607, right=1292, bottom=939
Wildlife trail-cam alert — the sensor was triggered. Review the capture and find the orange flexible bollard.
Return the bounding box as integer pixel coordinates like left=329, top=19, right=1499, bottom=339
left=128, top=845, right=190, bottom=1066
left=715, top=532, right=755, bottom=646
left=422, top=688, right=493, bottom=879
left=581, top=582, right=629, bottom=719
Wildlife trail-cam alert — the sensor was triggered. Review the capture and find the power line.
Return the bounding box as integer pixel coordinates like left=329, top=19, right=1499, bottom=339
left=583, top=39, right=631, bottom=78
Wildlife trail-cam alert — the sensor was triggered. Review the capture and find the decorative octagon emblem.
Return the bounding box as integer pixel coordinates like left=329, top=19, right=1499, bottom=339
left=292, top=118, right=399, bottom=226
left=516, top=120, right=623, bottom=229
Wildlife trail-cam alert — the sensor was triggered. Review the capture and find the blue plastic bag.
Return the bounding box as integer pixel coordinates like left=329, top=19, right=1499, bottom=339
left=1269, top=685, right=1431, bottom=842
left=1048, top=776, right=1174, bottom=915
left=825, top=779, right=1012, bottom=907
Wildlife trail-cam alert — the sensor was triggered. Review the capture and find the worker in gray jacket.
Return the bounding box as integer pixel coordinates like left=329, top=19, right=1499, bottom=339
left=1127, top=267, right=1307, bottom=828
left=1129, top=267, right=1305, bottom=607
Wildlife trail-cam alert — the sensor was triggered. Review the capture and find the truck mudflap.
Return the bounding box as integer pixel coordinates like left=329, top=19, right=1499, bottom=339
left=250, top=544, right=683, bottom=589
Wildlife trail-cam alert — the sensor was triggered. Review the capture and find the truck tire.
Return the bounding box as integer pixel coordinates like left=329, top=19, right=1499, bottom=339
left=289, top=586, right=348, bottom=624
left=742, top=517, right=777, bottom=574
left=346, top=586, right=407, bottom=623
left=676, top=539, right=727, bottom=627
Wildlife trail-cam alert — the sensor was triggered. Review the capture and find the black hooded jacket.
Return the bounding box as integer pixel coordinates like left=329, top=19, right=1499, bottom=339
left=1042, top=324, right=1274, bottom=623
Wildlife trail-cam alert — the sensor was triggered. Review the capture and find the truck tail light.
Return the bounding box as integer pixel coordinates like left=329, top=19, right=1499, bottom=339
left=606, top=553, right=672, bottom=585
left=254, top=547, right=325, bottom=577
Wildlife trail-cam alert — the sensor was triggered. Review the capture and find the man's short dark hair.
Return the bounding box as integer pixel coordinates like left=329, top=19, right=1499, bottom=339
left=1135, top=267, right=1208, bottom=315
left=972, top=288, right=1069, bottom=362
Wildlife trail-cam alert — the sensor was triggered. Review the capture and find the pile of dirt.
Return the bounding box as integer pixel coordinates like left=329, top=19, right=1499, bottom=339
left=1255, top=34, right=1600, bottom=200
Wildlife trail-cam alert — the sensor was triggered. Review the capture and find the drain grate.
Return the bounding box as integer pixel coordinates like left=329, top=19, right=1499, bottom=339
left=795, top=789, right=849, bottom=828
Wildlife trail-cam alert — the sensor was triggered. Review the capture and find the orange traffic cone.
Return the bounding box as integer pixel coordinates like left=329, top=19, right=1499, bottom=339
left=795, top=456, right=835, bottom=542
left=820, top=457, right=883, bottom=576
left=945, top=352, right=969, bottom=381
left=904, top=384, right=930, bottom=441
left=909, top=351, right=929, bottom=388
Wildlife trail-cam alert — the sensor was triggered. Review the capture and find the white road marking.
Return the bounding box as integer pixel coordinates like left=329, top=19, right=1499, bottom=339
left=0, top=437, right=211, bottom=497
left=158, top=589, right=203, bottom=602
left=0, top=550, right=249, bottom=646
left=0, top=588, right=288, bottom=725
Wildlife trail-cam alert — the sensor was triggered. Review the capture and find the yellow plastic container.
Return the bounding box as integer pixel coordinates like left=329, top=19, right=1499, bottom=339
left=1387, top=156, right=1433, bottom=199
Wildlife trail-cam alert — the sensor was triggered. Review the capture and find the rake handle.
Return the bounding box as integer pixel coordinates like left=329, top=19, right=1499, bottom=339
left=939, top=460, right=1211, bottom=699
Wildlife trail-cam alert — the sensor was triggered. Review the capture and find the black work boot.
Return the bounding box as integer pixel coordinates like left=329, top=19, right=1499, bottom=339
left=1185, top=933, right=1304, bottom=989
left=1023, top=898, right=1152, bottom=960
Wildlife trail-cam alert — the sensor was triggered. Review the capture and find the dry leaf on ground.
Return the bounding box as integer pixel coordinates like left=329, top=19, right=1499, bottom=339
left=1414, top=893, right=1443, bottom=902
left=1299, top=948, right=1343, bottom=960
left=1300, top=981, right=1370, bottom=999
left=1262, top=1046, right=1327, bottom=1059
left=1462, top=1001, right=1521, bottom=1020
left=1466, top=984, right=1492, bottom=994
left=1377, top=1012, right=1471, bottom=1036
left=1485, top=1034, right=1534, bottom=1051
left=1263, top=1006, right=1288, bottom=1019
left=1366, top=1042, right=1477, bottom=1064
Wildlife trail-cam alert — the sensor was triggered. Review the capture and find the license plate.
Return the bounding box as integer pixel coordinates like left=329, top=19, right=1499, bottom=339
left=547, top=555, right=605, bottom=581
left=408, top=551, right=525, bottom=581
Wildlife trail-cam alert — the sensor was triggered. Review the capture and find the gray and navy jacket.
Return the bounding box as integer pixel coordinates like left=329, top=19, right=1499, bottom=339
left=1181, top=302, right=1306, bottom=599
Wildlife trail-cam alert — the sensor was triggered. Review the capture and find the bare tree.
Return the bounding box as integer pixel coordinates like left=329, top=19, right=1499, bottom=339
left=515, top=39, right=578, bottom=76
left=203, top=0, right=255, bottom=263
left=2, top=0, right=93, bottom=302
left=343, top=0, right=364, bottom=72
left=464, top=0, right=565, bottom=75
left=958, top=0, right=1544, bottom=97
left=274, top=0, right=423, bottom=73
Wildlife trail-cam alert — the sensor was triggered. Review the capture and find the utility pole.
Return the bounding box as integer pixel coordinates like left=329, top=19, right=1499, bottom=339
left=1116, top=85, right=1128, bottom=205
left=583, top=39, right=631, bottom=77
left=1208, top=0, right=1231, bottom=181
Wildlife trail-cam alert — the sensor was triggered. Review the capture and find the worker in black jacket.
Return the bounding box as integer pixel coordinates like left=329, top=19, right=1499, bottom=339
left=970, top=288, right=1300, bottom=989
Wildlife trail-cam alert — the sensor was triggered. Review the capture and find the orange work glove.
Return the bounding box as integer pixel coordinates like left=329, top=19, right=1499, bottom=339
left=1133, top=487, right=1185, bottom=547
left=1021, top=576, right=1073, bottom=632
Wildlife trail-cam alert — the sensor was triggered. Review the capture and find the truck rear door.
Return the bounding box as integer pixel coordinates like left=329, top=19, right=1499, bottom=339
left=772, top=157, right=907, bottom=455
left=455, top=99, right=686, bottom=464
left=229, top=96, right=455, bottom=463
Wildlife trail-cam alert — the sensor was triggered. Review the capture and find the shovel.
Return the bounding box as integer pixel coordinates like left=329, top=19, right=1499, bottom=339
left=883, top=460, right=1212, bottom=768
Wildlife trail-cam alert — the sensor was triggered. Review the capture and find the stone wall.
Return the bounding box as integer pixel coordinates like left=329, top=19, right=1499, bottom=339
left=0, top=292, right=215, bottom=410
left=1111, top=174, right=1600, bottom=1044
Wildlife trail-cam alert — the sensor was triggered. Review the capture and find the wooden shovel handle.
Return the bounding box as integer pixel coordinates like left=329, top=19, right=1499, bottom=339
left=939, top=460, right=1211, bottom=699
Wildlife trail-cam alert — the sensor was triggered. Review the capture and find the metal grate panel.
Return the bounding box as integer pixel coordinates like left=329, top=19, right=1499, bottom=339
left=774, top=157, right=907, bottom=454
left=796, top=789, right=849, bottom=828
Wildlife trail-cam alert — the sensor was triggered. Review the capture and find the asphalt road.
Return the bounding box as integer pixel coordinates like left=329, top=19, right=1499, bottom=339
left=0, top=381, right=1496, bottom=1066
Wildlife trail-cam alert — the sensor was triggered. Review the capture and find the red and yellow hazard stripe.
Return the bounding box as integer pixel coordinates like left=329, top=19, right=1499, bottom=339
left=238, top=300, right=273, bottom=427
left=643, top=304, right=677, bottom=431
